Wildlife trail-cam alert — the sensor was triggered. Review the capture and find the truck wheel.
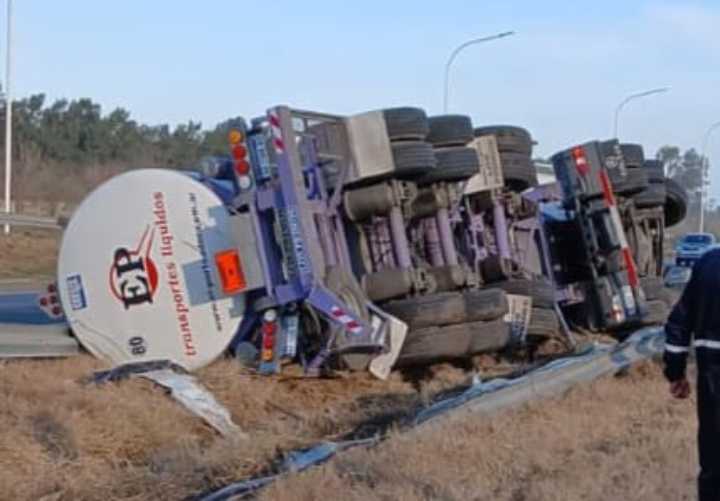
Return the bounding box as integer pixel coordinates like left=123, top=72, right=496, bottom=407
left=499, top=152, right=538, bottom=192
left=611, top=167, right=648, bottom=196
left=620, top=143, right=645, bottom=168
left=474, top=125, right=533, bottom=155
left=426, top=115, right=474, bottom=147
left=391, top=141, right=437, bottom=179
left=382, top=107, right=429, bottom=141
left=382, top=288, right=508, bottom=330
left=634, top=183, right=666, bottom=208
left=496, top=278, right=555, bottom=309
left=396, top=317, right=509, bottom=368
left=633, top=161, right=666, bottom=208
left=665, top=178, right=688, bottom=227
left=417, top=146, right=480, bottom=185
left=527, top=308, right=560, bottom=340
left=642, top=299, right=669, bottom=326
left=642, top=160, right=665, bottom=182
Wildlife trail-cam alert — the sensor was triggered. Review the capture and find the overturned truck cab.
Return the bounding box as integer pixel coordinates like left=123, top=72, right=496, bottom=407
left=546, top=140, right=647, bottom=330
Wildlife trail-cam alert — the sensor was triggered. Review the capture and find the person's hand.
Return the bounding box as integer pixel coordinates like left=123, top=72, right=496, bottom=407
left=670, top=378, right=691, bottom=399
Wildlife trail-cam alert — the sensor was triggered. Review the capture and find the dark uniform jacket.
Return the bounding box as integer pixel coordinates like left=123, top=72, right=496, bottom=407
left=664, top=248, right=720, bottom=382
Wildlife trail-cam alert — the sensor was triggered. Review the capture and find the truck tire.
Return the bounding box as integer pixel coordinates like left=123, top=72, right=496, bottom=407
left=633, top=161, right=666, bottom=208
left=418, top=146, right=480, bottom=185
left=382, top=288, right=508, bottom=330
left=642, top=299, right=669, bottom=326
left=496, top=278, right=555, bottom=309
left=644, top=159, right=664, bottom=172
left=474, top=126, right=533, bottom=155
left=611, top=167, right=648, bottom=196
left=527, top=308, right=560, bottom=340
left=382, top=107, right=429, bottom=141
left=665, top=178, right=688, bottom=227
left=427, top=115, right=474, bottom=147
left=391, top=141, right=437, bottom=179
left=620, top=143, right=645, bottom=168
left=634, top=184, right=666, bottom=208
left=396, top=317, right=509, bottom=368
left=500, top=152, right=538, bottom=192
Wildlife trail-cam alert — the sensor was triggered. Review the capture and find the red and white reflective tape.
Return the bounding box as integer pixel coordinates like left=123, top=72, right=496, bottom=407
left=268, top=110, right=285, bottom=154
left=38, top=282, right=63, bottom=319
left=330, top=306, right=363, bottom=335
left=598, top=170, right=640, bottom=288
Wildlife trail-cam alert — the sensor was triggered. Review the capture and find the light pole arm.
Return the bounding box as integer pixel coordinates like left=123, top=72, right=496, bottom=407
left=613, top=87, right=670, bottom=138
left=443, top=31, right=515, bottom=113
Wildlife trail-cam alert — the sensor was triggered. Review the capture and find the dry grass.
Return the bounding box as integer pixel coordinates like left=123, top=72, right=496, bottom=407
left=0, top=355, right=697, bottom=500
left=0, top=220, right=697, bottom=500
left=0, top=354, right=478, bottom=500
left=262, top=363, right=697, bottom=501
left=0, top=214, right=483, bottom=500
left=0, top=228, right=60, bottom=279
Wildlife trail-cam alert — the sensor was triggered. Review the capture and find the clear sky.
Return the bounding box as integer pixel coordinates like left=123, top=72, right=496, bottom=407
left=5, top=1, right=719, bottom=194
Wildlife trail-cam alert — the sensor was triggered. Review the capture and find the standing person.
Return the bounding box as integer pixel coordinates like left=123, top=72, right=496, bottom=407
left=664, top=248, right=720, bottom=501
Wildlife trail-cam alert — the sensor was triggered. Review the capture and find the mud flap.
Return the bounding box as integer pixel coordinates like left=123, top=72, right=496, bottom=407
left=306, top=284, right=381, bottom=352
left=368, top=308, right=408, bottom=380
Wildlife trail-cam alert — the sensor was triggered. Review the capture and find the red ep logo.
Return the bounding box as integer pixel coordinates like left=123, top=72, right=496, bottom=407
left=109, top=226, right=159, bottom=309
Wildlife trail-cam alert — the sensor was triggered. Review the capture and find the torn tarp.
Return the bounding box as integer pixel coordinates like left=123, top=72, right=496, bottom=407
left=140, top=369, right=246, bottom=439
left=89, top=360, right=245, bottom=438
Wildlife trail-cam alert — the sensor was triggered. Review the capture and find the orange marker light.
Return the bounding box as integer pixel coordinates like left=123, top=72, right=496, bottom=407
left=215, top=249, right=246, bottom=294
left=228, top=129, right=244, bottom=145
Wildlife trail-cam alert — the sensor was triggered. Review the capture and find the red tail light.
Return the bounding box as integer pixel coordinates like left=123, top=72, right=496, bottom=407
left=228, top=128, right=253, bottom=187
left=571, top=146, right=590, bottom=176
left=260, top=311, right=278, bottom=363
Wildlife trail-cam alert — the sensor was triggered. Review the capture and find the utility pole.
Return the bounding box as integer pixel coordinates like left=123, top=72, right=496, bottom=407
left=699, top=122, right=720, bottom=233
left=3, top=0, right=12, bottom=234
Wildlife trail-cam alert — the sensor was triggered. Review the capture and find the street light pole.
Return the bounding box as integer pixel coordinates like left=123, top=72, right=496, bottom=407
left=3, top=0, right=12, bottom=234
left=613, top=87, right=670, bottom=138
left=443, top=31, right=515, bottom=113
left=699, top=121, right=720, bottom=233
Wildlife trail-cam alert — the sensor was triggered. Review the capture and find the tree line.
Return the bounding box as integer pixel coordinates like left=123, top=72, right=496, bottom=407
left=0, top=93, right=240, bottom=202
left=2, top=93, right=238, bottom=169
left=0, top=92, right=711, bottom=205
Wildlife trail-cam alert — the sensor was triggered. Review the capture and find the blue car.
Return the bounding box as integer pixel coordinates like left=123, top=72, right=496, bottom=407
left=675, top=233, right=717, bottom=267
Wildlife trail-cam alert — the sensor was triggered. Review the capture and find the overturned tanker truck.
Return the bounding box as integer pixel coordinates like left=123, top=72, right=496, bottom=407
left=45, top=106, right=685, bottom=378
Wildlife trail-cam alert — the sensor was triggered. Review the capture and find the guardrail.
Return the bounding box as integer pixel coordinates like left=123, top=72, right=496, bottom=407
left=198, top=327, right=665, bottom=500
left=0, top=212, right=63, bottom=230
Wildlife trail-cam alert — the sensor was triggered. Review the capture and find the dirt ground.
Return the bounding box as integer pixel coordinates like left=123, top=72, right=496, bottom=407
left=0, top=230, right=696, bottom=501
